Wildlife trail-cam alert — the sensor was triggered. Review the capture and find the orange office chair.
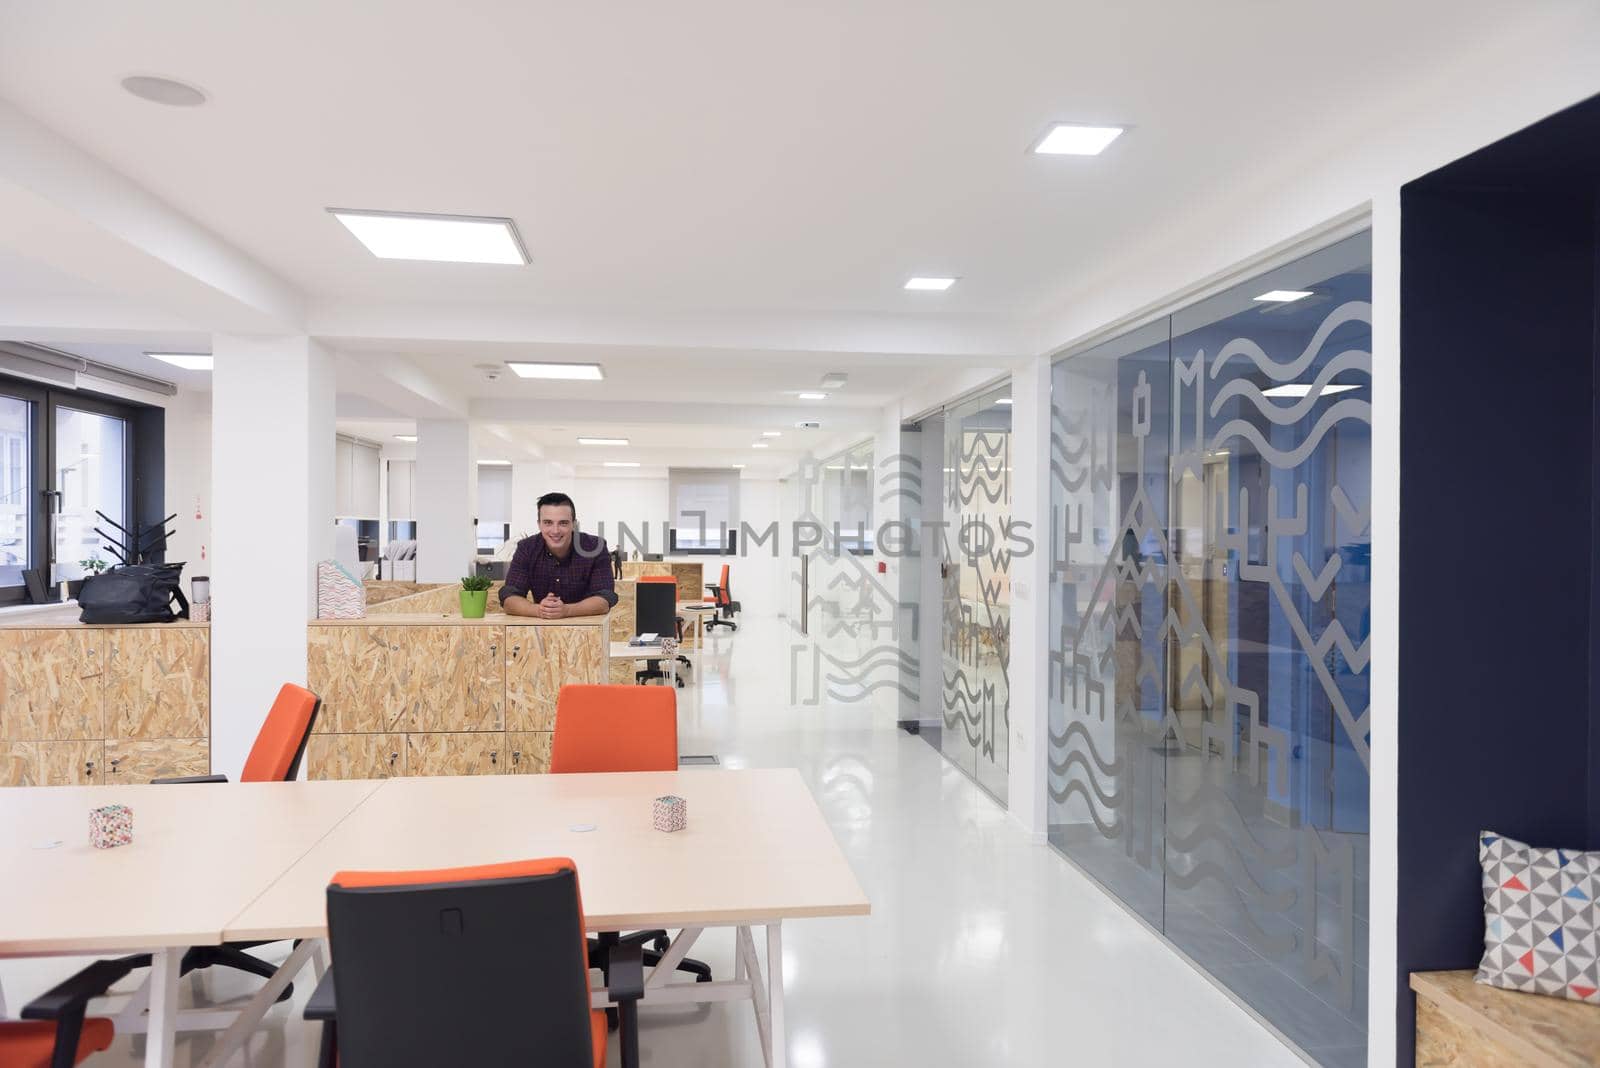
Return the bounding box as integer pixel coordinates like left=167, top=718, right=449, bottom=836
left=703, top=563, right=739, bottom=631
left=2, top=957, right=134, bottom=1068
left=305, top=859, right=643, bottom=1068
left=551, top=686, right=712, bottom=998
left=107, top=684, right=325, bottom=1001
left=157, top=682, right=322, bottom=785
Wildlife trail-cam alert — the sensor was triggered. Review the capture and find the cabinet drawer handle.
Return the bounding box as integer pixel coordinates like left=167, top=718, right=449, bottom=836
left=512, top=644, right=520, bottom=657
left=489, top=751, right=498, bottom=766
left=512, top=751, right=521, bottom=766
left=388, top=752, right=399, bottom=766
left=84, top=760, right=95, bottom=776
left=109, top=757, right=122, bottom=774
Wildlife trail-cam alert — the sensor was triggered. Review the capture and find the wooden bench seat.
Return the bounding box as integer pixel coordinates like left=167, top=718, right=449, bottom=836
left=1412, top=970, right=1600, bottom=1067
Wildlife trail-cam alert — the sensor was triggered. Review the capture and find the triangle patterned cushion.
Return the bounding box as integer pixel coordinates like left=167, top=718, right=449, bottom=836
left=1477, top=830, right=1600, bottom=1004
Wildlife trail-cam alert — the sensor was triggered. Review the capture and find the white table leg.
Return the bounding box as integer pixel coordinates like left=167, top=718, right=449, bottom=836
left=197, top=938, right=319, bottom=1068
left=766, top=923, right=786, bottom=1068
left=736, top=927, right=771, bottom=1067
left=310, top=940, right=329, bottom=981
left=146, top=947, right=182, bottom=1068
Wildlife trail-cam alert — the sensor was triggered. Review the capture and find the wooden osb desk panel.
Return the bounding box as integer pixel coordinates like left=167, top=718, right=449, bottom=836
left=0, top=630, right=104, bottom=741
left=505, top=625, right=605, bottom=733
left=408, top=731, right=507, bottom=776
left=364, top=581, right=445, bottom=605
left=105, top=629, right=208, bottom=740
left=394, top=626, right=504, bottom=734
left=1412, top=970, right=1600, bottom=1067
left=671, top=562, right=705, bottom=605
left=366, top=583, right=506, bottom=616
left=619, top=561, right=705, bottom=607
left=310, top=612, right=605, bottom=628
left=306, top=625, right=404, bottom=733
left=104, top=738, right=209, bottom=783
left=506, top=731, right=553, bottom=775
left=306, top=733, right=406, bottom=780
left=611, top=581, right=637, bottom=642
left=612, top=580, right=700, bottom=650
left=38, top=740, right=104, bottom=786
left=0, top=606, right=208, bottom=629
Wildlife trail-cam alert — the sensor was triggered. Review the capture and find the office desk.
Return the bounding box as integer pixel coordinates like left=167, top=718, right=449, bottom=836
left=610, top=639, right=679, bottom=686
left=0, top=779, right=382, bottom=1067
left=229, top=770, right=869, bottom=1068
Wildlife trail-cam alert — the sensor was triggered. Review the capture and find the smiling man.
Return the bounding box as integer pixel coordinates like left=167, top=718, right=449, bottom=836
left=499, top=492, right=617, bottom=619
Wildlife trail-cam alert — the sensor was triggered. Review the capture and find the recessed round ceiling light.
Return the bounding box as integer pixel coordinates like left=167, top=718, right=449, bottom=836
left=120, top=75, right=208, bottom=107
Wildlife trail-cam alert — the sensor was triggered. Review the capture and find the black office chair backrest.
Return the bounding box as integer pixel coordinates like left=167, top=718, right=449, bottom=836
left=635, top=580, right=677, bottom=638
left=326, top=865, right=593, bottom=1067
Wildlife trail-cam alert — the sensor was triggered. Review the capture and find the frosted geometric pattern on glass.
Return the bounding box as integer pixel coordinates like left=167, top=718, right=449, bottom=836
left=1047, top=232, right=1371, bottom=1064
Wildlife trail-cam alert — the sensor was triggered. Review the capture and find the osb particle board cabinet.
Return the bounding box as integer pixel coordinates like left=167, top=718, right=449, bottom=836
left=306, top=614, right=604, bottom=780
left=1412, top=970, right=1600, bottom=1067
left=0, top=622, right=211, bottom=787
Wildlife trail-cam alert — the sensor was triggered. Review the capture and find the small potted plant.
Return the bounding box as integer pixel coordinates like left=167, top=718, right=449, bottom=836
left=459, top=574, right=493, bottom=619
left=79, top=556, right=109, bottom=576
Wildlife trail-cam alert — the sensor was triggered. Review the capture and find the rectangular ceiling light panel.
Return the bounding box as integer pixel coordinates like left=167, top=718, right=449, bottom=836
left=329, top=209, right=529, bottom=265
left=506, top=362, right=605, bottom=380
left=1033, top=124, right=1125, bottom=156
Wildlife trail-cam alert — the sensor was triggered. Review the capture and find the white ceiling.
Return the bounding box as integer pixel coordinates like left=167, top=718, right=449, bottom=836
left=0, top=0, right=1548, bottom=318
left=0, top=0, right=1588, bottom=461
left=335, top=337, right=937, bottom=407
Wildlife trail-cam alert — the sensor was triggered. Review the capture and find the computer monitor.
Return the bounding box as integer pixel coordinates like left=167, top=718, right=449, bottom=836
left=635, top=581, right=677, bottom=638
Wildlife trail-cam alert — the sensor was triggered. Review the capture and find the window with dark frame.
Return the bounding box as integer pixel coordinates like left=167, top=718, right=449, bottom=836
left=0, top=375, right=145, bottom=605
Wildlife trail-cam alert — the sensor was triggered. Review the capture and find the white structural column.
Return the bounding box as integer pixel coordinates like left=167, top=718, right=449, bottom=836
left=1007, top=356, right=1050, bottom=837
left=210, top=334, right=334, bottom=779
left=415, top=419, right=475, bottom=583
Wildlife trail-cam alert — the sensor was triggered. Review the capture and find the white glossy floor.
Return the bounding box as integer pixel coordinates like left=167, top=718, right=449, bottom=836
left=0, top=614, right=1304, bottom=1067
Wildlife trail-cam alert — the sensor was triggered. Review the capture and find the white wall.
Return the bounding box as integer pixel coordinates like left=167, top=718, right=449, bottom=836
left=563, top=472, right=783, bottom=615
left=161, top=387, right=211, bottom=577
left=569, top=475, right=670, bottom=551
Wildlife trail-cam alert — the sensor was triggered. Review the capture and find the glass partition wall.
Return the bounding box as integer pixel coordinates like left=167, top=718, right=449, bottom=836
left=1048, top=232, right=1372, bottom=1065
left=939, top=386, right=1013, bottom=804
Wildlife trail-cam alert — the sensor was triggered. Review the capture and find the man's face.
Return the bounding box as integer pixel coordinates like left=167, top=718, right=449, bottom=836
left=539, top=504, right=576, bottom=552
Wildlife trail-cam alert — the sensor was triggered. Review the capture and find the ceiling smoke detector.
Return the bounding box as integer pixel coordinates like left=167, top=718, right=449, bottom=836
left=820, top=372, right=848, bottom=390
left=475, top=362, right=503, bottom=382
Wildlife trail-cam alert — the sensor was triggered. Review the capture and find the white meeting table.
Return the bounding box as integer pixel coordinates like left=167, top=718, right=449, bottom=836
left=0, top=779, right=383, bottom=1067
left=0, top=769, right=869, bottom=1068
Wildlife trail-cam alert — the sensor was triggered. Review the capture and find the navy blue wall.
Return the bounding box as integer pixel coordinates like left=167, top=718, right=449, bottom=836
left=1397, top=94, right=1600, bottom=1068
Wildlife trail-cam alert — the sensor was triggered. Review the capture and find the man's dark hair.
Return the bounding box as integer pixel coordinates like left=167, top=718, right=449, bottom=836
left=537, top=491, right=577, bottom=517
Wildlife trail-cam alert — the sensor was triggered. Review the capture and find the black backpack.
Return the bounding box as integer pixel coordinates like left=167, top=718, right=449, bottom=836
left=78, top=563, right=190, bottom=624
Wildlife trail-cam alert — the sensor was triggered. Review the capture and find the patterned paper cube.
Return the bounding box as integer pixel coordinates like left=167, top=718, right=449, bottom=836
left=652, top=795, right=686, bottom=833
left=90, top=804, right=133, bottom=849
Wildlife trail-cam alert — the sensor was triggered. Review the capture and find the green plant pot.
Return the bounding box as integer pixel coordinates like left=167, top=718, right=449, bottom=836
left=459, top=589, right=489, bottom=619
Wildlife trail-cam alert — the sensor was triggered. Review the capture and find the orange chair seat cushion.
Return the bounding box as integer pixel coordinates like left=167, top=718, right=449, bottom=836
left=0, top=1018, right=115, bottom=1067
